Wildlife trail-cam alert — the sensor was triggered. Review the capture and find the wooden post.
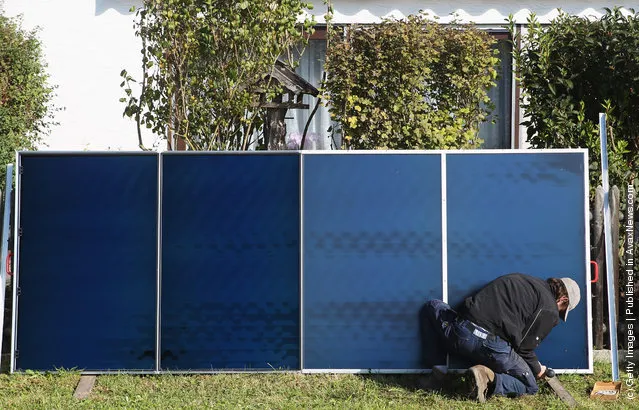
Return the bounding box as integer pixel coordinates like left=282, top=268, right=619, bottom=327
left=592, top=186, right=605, bottom=349
left=262, top=95, right=289, bottom=151
left=73, top=375, right=96, bottom=400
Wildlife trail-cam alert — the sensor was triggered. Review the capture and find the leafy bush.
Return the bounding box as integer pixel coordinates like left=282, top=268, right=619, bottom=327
left=0, top=12, right=58, bottom=189
left=323, top=13, right=499, bottom=150
left=510, top=8, right=639, bottom=197
left=121, top=0, right=315, bottom=151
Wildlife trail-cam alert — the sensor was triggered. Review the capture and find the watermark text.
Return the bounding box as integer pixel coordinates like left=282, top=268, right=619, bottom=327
left=625, top=183, right=636, bottom=400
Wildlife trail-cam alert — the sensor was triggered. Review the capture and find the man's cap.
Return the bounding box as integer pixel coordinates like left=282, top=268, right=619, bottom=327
left=559, top=277, right=581, bottom=321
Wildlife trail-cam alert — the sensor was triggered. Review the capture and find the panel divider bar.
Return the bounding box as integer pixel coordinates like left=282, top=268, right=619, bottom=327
left=10, top=155, right=21, bottom=373
left=155, top=154, right=163, bottom=373
left=441, top=153, right=450, bottom=370
left=583, top=151, right=593, bottom=372
left=299, top=152, right=304, bottom=371
left=441, top=153, right=448, bottom=303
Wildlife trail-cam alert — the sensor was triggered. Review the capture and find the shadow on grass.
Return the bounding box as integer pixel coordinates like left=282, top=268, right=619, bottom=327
left=361, top=372, right=470, bottom=400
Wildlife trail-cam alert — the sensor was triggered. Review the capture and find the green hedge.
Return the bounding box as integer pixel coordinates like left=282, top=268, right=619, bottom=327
left=323, top=14, right=498, bottom=150
left=510, top=8, right=639, bottom=197
left=0, top=13, right=58, bottom=190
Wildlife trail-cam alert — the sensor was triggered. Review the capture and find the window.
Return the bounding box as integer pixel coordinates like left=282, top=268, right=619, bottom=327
left=286, top=29, right=513, bottom=150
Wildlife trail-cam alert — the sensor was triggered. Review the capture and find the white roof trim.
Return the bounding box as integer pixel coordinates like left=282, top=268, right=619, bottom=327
left=301, top=3, right=636, bottom=25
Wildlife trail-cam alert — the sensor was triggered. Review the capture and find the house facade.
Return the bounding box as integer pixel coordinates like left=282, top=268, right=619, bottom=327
left=2, top=1, right=635, bottom=151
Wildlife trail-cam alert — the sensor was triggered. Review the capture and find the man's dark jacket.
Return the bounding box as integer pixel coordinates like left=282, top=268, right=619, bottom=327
left=459, top=273, right=560, bottom=376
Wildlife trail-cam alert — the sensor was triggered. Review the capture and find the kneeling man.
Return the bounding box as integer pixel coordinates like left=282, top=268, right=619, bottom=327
left=420, top=273, right=580, bottom=402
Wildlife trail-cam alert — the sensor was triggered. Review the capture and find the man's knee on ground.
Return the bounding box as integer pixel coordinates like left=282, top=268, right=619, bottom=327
left=517, top=374, right=539, bottom=395
left=525, top=383, right=539, bottom=395
left=505, top=366, right=539, bottom=396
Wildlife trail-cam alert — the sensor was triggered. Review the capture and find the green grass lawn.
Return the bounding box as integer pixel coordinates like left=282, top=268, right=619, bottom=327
left=0, top=362, right=636, bottom=409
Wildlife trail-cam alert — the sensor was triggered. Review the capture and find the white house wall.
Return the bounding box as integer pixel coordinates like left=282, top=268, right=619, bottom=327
left=2, top=0, right=153, bottom=151
left=1, top=1, right=635, bottom=151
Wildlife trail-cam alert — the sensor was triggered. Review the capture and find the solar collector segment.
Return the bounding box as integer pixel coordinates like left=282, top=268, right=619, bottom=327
left=301, top=153, right=445, bottom=371
left=15, top=153, right=158, bottom=371
left=445, top=151, right=590, bottom=371
left=160, top=153, right=301, bottom=371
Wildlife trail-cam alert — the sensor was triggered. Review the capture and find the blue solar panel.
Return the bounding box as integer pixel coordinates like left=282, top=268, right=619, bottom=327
left=302, top=154, right=444, bottom=370
left=16, top=154, right=158, bottom=371
left=446, top=152, right=588, bottom=370
left=161, top=153, right=300, bottom=370
left=13, top=150, right=590, bottom=373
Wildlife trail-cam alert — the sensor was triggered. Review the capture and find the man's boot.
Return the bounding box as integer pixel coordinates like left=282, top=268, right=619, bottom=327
left=465, top=365, right=495, bottom=402
left=417, top=365, right=448, bottom=391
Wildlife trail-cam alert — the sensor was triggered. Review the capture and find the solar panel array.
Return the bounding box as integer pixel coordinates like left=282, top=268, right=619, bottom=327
left=11, top=151, right=590, bottom=373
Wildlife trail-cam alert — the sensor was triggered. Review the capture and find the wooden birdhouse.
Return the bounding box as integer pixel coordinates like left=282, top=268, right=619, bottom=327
left=258, top=59, right=319, bottom=150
